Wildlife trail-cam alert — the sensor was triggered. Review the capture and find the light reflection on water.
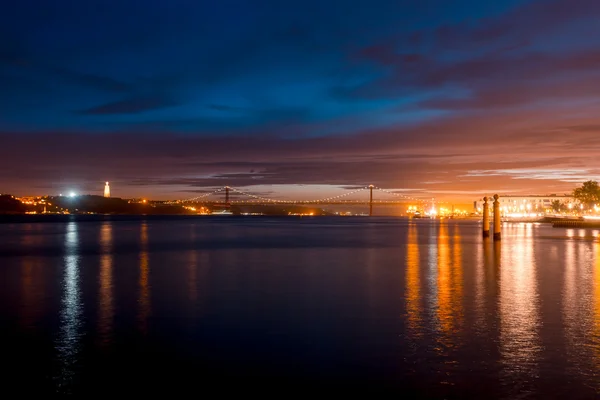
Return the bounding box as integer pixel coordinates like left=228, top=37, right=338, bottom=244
left=591, top=241, right=600, bottom=384
left=405, top=223, right=420, bottom=335
left=188, top=229, right=198, bottom=304
left=98, top=221, right=114, bottom=345
left=138, top=222, right=151, bottom=334
left=4, top=218, right=600, bottom=396
left=436, top=223, right=463, bottom=343
left=20, top=257, right=43, bottom=330
left=499, top=223, right=540, bottom=395
left=19, top=225, right=45, bottom=331
left=55, top=221, right=83, bottom=393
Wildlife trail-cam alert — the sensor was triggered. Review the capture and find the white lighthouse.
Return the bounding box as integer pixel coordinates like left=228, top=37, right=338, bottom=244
left=104, top=182, right=111, bottom=198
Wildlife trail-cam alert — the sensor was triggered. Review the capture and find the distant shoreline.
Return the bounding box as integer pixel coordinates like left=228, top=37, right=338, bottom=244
left=1, top=214, right=592, bottom=227
left=0, top=214, right=382, bottom=224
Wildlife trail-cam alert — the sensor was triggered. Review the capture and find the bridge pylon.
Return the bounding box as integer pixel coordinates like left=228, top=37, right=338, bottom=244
left=225, top=186, right=230, bottom=205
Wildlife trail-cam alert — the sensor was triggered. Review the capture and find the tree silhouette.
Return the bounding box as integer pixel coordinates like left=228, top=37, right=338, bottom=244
left=551, top=200, right=564, bottom=213
left=573, top=180, right=600, bottom=208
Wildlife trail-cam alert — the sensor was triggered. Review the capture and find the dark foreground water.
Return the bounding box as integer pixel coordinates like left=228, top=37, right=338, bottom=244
left=2, top=216, right=600, bottom=397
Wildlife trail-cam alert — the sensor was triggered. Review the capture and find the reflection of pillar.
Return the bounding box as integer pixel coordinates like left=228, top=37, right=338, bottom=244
left=494, top=238, right=501, bottom=268
left=483, top=197, right=490, bottom=238
left=369, top=185, right=374, bottom=216
left=493, top=194, right=501, bottom=241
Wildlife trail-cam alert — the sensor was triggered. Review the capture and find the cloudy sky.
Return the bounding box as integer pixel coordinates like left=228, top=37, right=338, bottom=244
left=2, top=0, right=600, bottom=201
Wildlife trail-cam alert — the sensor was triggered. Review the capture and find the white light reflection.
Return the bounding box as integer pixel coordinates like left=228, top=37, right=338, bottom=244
left=499, top=223, right=540, bottom=392
left=55, top=221, right=83, bottom=393
left=561, top=224, right=591, bottom=383
left=474, top=234, right=497, bottom=337
left=427, top=222, right=438, bottom=320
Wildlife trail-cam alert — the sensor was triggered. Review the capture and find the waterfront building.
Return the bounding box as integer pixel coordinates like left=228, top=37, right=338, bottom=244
left=473, top=194, right=575, bottom=214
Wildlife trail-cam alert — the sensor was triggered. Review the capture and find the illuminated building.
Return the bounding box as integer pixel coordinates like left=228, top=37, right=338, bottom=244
left=104, top=182, right=110, bottom=198
left=474, top=194, right=574, bottom=214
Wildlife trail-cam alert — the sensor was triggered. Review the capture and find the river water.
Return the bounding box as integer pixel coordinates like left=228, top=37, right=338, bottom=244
left=1, top=216, right=600, bottom=397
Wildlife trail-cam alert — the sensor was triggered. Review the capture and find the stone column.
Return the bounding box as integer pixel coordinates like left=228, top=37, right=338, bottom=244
left=493, top=194, right=501, bottom=241
left=482, top=197, right=490, bottom=238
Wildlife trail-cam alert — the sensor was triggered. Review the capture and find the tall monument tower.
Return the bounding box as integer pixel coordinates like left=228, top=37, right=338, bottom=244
left=104, top=182, right=110, bottom=198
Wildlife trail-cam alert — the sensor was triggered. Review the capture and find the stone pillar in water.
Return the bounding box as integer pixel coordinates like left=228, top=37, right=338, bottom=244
left=482, top=196, right=490, bottom=238
left=493, top=194, right=501, bottom=241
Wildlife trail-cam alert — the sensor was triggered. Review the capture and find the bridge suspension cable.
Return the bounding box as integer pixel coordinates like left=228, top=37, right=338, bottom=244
left=181, top=187, right=226, bottom=202
left=229, top=186, right=370, bottom=203
left=228, top=187, right=293, bottom=203
left=177, top=185, right=437, bottom=205
left=373, top=186, right=426, bottom=203
left=313, top=186, right=368, bottom=202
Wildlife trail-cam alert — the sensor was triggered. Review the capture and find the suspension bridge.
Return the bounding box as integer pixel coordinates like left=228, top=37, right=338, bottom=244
left=169, top=186, right=436, bottom=216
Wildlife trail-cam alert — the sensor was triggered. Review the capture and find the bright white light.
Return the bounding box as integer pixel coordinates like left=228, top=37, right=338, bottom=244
left=69, top=192, right=76, bottom=198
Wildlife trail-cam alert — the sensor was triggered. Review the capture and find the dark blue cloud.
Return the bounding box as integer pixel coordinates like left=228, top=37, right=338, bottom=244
left=0, top=0, right=523, bottom=130
left=78, top=95, right=178, bottom=115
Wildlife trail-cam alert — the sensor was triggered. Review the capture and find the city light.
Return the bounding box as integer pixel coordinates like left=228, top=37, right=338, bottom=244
left=2, top=184, right=595, bottom=219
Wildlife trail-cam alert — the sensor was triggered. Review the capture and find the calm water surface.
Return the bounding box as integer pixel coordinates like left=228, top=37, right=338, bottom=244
left=2, top=216, right=600, bottom=397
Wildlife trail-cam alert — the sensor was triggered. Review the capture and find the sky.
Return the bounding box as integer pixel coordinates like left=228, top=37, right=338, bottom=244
left=2, top=0, right=600, bottom=201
